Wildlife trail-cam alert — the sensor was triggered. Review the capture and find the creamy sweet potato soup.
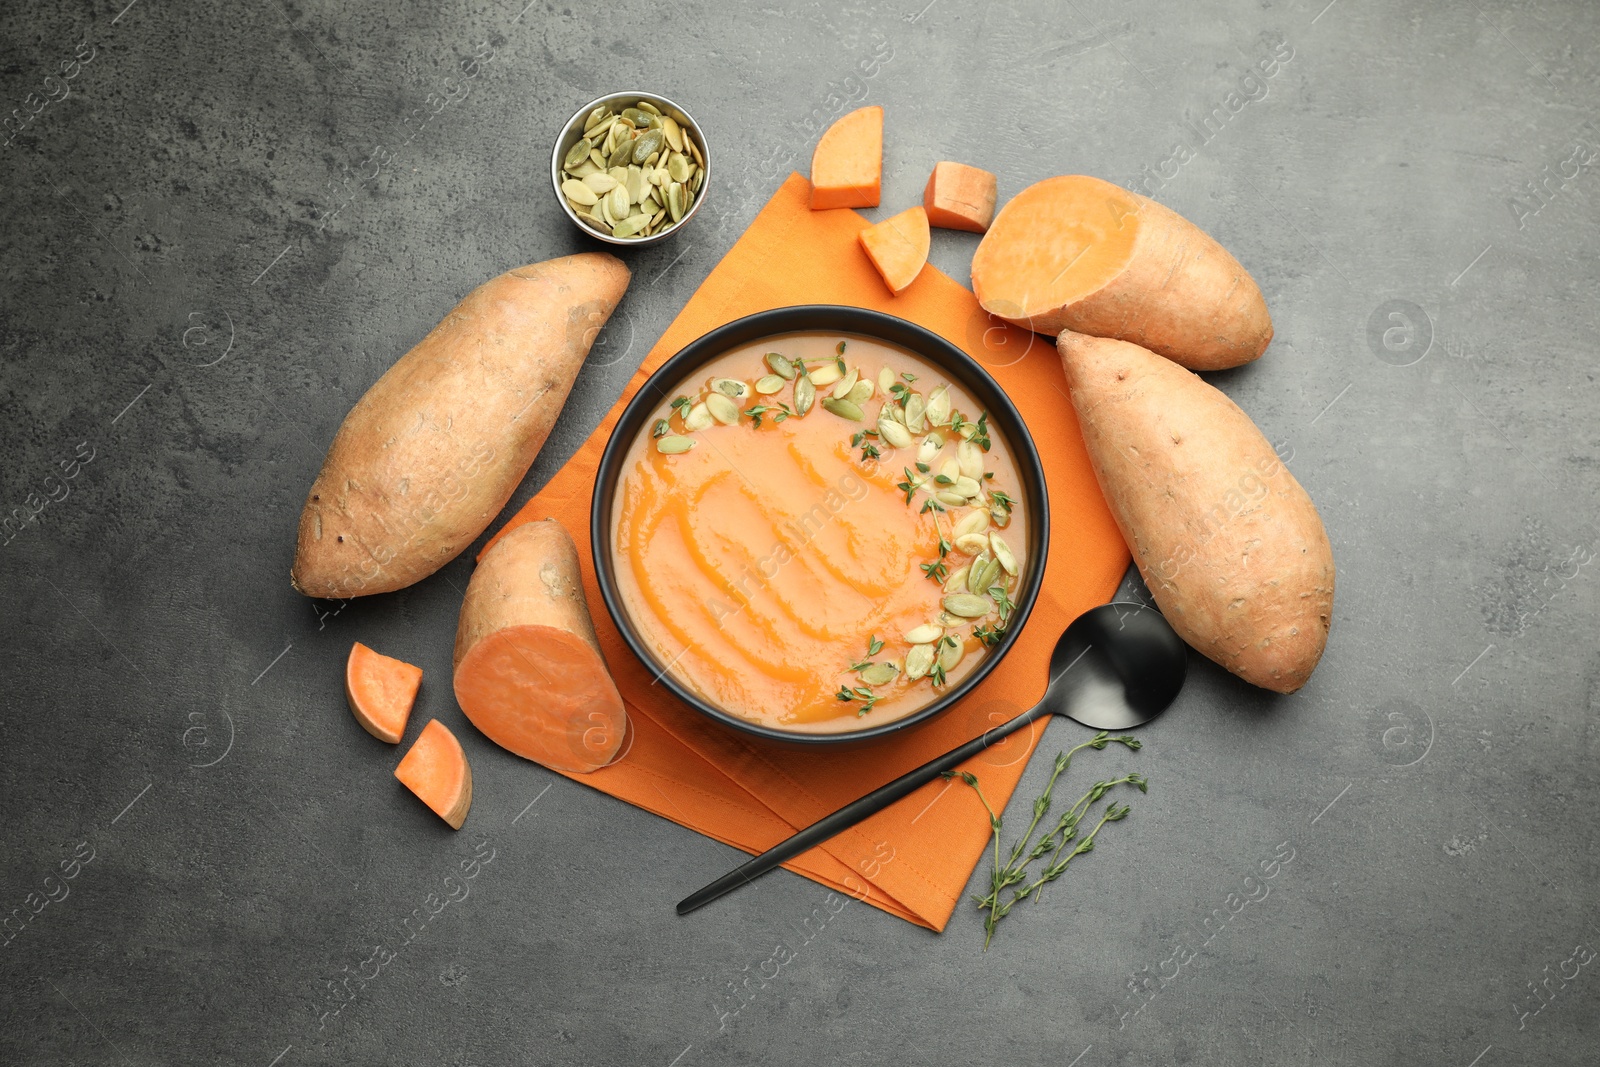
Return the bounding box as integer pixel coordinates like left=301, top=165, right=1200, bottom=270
left=611, top=332, right=1029, bottom=734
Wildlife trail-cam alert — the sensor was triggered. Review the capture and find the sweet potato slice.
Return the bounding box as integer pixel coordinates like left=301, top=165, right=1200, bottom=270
left=345, top=641, right=422, bottom=743
left=291, top=253, right=631, bottom=599
left=395, top=719, right=472, bottom=829
left=810, top=105, right=883, bottom=210
left=858, top=206, right=930, bottom=295
left=973, top=175, right=1272, bottom=370
left=923, top=161, right=997, bottom=233
left=1058, top=331, right=1333, bottom=692
left=453, top=519, right=626, bottom=773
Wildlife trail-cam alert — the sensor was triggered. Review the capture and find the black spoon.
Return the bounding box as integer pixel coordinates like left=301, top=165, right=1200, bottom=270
left=676, top=601, right=1188, bottom=915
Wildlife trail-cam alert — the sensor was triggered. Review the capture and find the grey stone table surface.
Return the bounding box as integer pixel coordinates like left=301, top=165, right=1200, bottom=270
left=2, top=0, right=1596, bottom=1064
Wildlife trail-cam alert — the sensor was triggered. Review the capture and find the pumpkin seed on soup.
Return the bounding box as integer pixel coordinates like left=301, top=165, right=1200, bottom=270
left=904, top=644, right=936, bottom=680
left=657, top=435, right=694, bottom=454
left=958, top=440, right=984, bottom=480
left=821, top=397, right=864, bottom=421
left=705, top=392, right=740, bottom=425
left=968, top=556, right=1000, bottom=594
left=942, top=593, right=992, bottom=618
left=794, top=375, right=816, bottom=415
left=904, top=393, right=927, bottom=433
left=954, top=532, right=989, bottom=556
left=859, top=663, right=898, bottom=686
left=943, top=564, right=970, bottom=593
left=990, top=531, right=1018, bottom=575
left=684, top=402, right=714, bottom=431
left=808, top=362, right=842, bottom=387
left=754, top=375, right=785, bottom=395
left=953, top=509, right=990, bottom=540
left=877, top=409, right=912, bottom=448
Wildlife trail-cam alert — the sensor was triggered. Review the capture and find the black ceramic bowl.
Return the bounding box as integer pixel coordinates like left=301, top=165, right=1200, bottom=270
left=591, top=305, right=1049, bottom=746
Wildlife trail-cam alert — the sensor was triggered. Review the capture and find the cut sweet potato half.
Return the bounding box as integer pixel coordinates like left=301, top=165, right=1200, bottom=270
left=810, top=105, right=883, bottom=210
left=923, top=161, right=997, bottom=233
left=395, top=719, right=472, bottom=829
left=453, top=519, right=627, bottom=773
left=859, top=206, right=930, bottom=295
left=345, top=642, right=422, bottom=744
left=971, top=175, right=1272, bottom=370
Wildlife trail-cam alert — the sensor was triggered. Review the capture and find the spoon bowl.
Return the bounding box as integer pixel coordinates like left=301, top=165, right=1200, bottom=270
left=675, top=601, right=1189, bottom=915
left=1046, top=602, right=1188, bottom=730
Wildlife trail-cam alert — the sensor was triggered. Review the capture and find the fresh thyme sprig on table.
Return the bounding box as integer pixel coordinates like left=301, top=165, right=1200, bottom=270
left=944, top=731, right=1146, bottom=949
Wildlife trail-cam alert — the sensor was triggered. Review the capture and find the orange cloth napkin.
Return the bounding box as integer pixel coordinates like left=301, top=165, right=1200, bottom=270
left=486, top=173, right=1130, bottom=930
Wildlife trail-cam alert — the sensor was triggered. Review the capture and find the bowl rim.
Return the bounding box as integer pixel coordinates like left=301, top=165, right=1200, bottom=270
left=590, top=305, right=1051, bottom=745
left=550, top=89, right=710, bottom=248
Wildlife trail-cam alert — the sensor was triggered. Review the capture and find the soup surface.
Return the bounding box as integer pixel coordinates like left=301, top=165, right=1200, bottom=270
left=611, top=331, right=1029, bottom=734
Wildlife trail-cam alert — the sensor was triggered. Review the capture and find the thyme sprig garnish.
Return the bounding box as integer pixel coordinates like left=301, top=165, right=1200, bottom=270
left=834, top=684, right=879, bottom=717
left=744, top=402, right=794, bottom=428
left=988, top=585, right=1016, bottom=624
left=847, top=634, right=885, bottom=671
left=919, top=518, right=953, bottom=583
left=947, top=732, right=1145, bottom=949
left=972, top=621, right=1005, bottom=647
left=850, top=428, right=881, bottom=462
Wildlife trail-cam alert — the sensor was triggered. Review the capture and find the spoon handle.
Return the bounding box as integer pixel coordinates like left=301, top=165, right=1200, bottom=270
left=675, top=701, right=1049, bottom=915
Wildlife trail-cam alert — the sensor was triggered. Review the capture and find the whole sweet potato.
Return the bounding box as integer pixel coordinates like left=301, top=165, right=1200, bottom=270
left=1058, top=330, right=1333, bottom=692
left=291, top=254, right=630, bottom=598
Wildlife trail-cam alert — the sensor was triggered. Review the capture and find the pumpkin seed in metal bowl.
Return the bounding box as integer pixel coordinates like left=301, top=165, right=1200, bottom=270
left=551, top=91, right=710, bottom=246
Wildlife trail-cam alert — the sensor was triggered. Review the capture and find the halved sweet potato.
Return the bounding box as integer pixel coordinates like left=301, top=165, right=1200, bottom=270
left=453, top=519, right=627, bottom=773
left=345, top=642, right=423, bottom=744
left=972, top=175, right=1272, bottom=370
left=395, top=719, right=472, bottom=829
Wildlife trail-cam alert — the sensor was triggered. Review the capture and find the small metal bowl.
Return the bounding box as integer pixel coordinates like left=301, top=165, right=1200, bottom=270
left=550, top=90, right=709, bottom=247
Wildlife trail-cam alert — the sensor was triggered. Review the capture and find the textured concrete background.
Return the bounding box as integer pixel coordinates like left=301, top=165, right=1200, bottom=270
left=2, top=0, right=1597, bottom=1064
